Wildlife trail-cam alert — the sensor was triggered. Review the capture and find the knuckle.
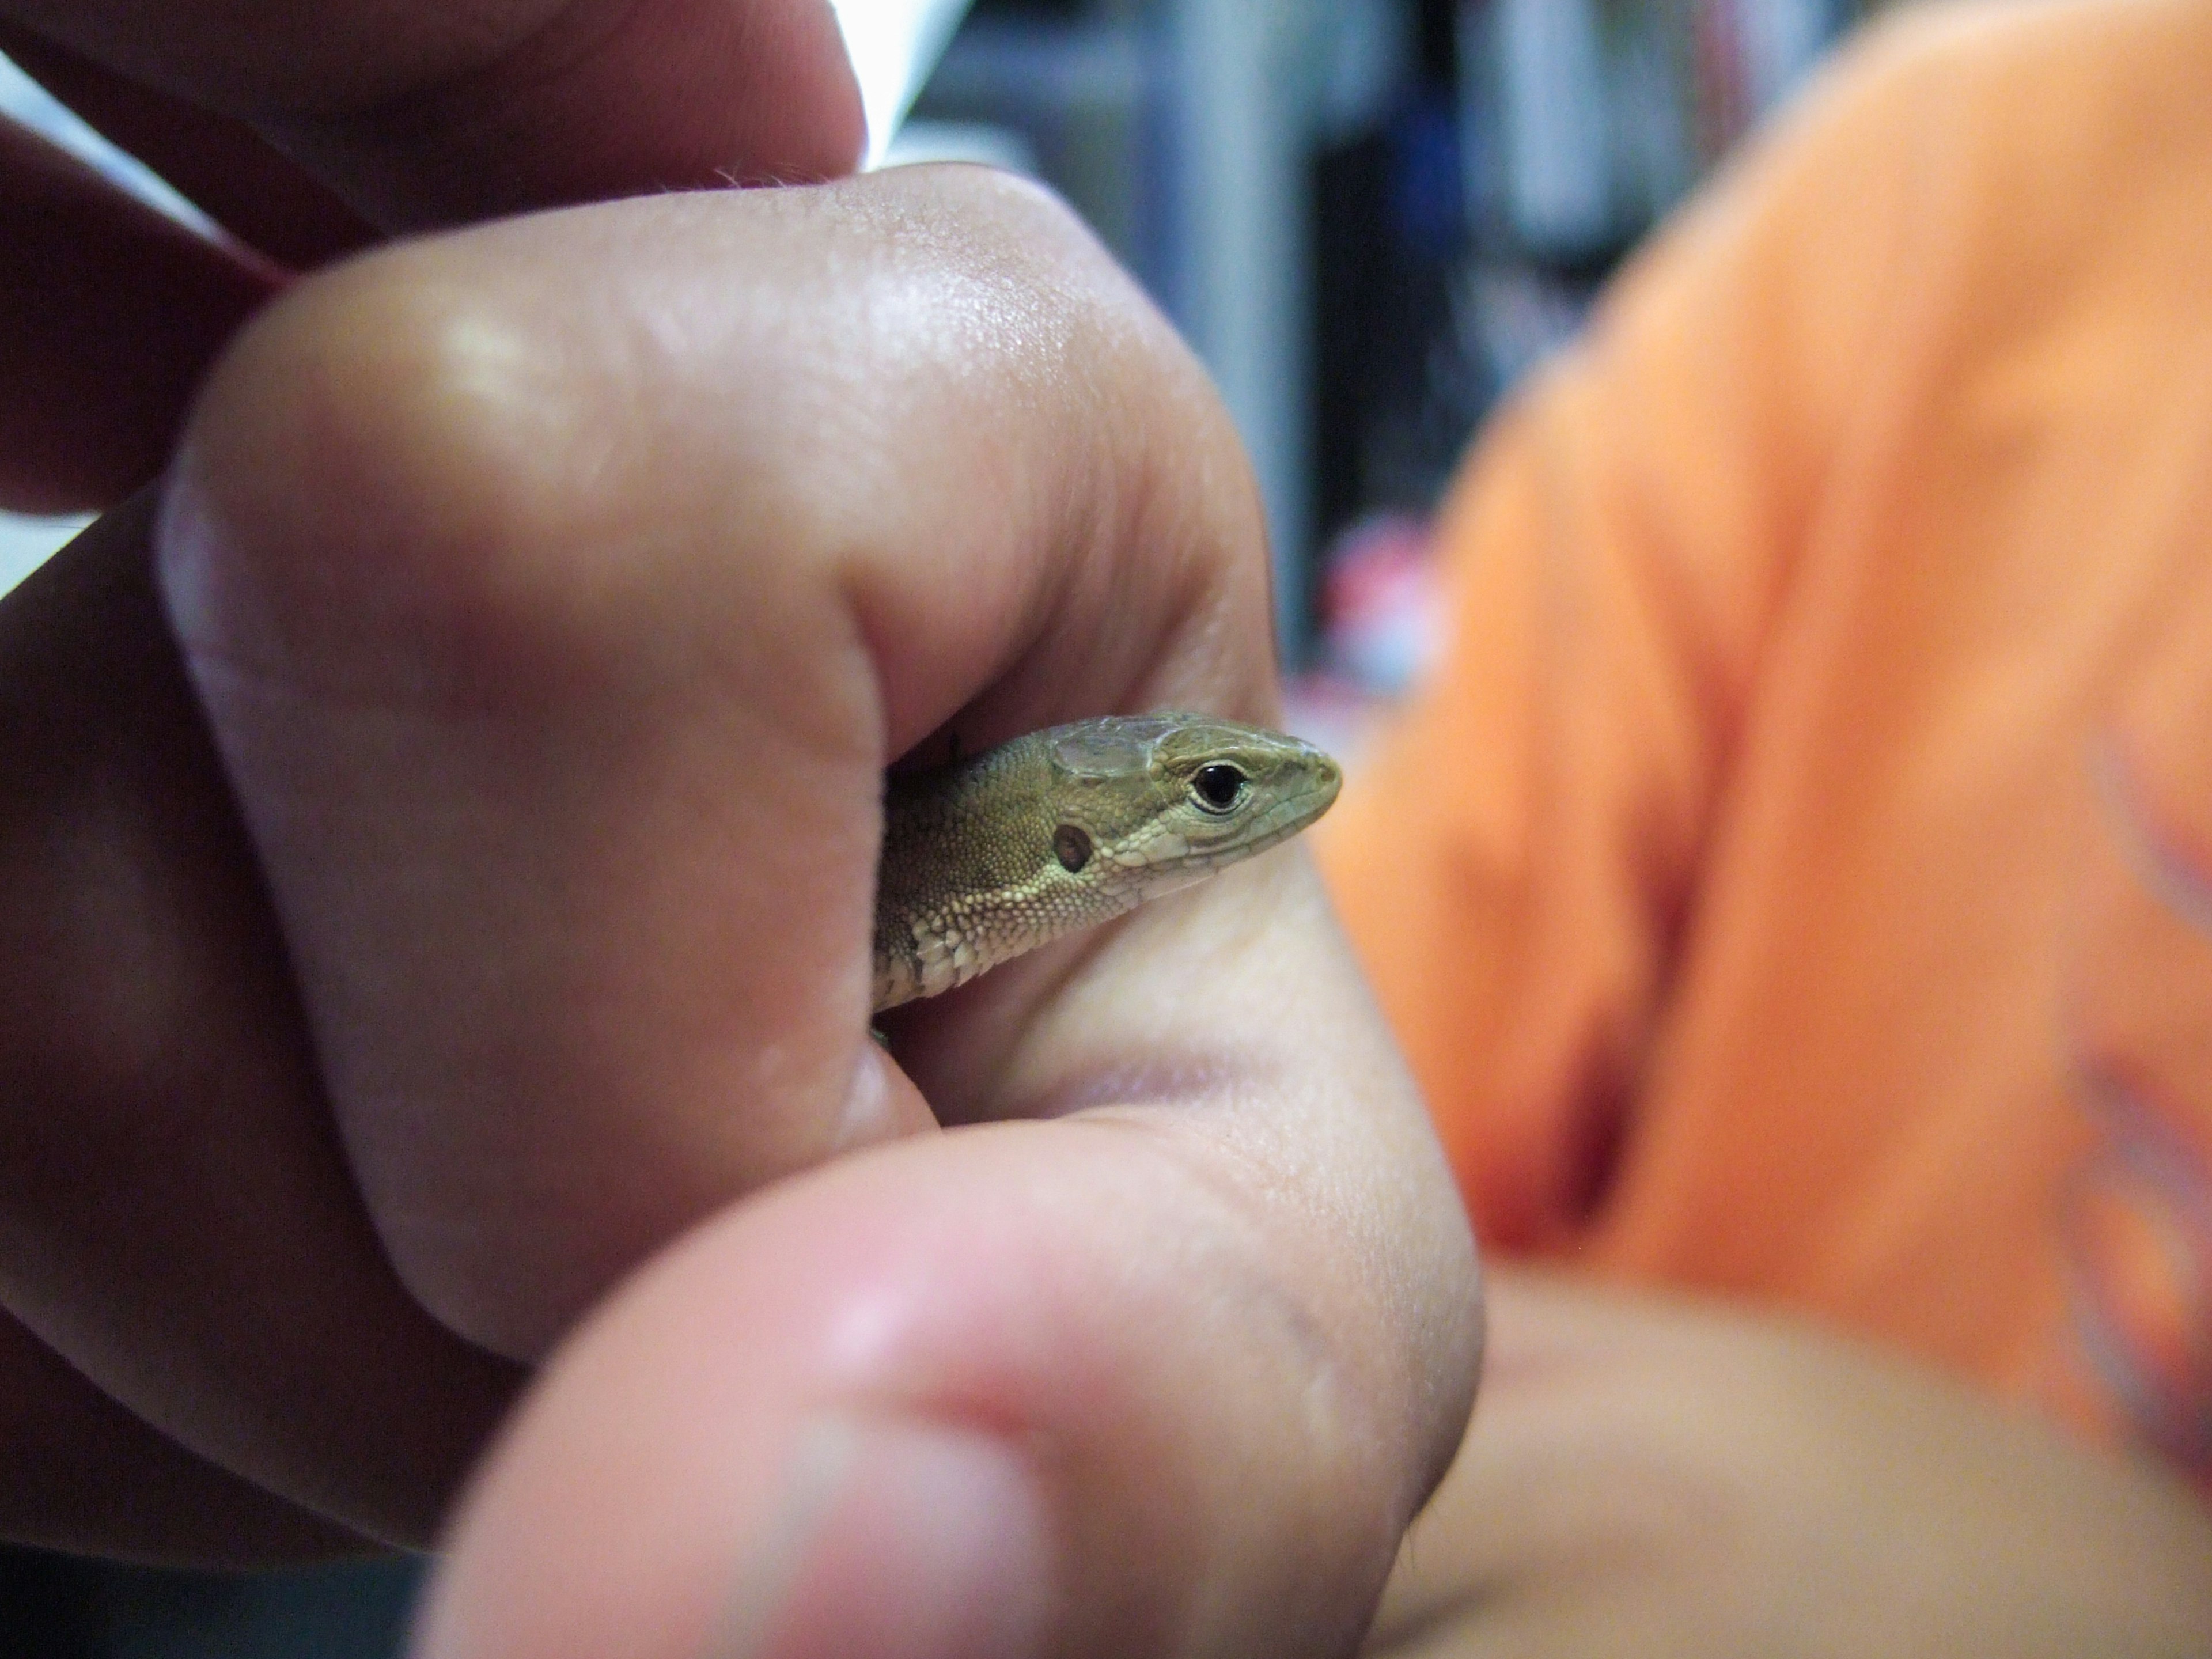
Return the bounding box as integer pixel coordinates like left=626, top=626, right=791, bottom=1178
left=168, top=241, right=660, bottom=706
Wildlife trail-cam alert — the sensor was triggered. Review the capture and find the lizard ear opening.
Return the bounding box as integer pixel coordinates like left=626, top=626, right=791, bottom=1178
left=1054, top=824, right=1093, bottom=873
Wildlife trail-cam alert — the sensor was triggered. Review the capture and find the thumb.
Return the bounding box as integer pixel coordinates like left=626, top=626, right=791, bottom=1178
left=411, top=889, right=1481, bottom=1659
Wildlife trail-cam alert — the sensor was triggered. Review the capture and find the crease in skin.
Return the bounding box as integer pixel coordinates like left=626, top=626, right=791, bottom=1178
left=871, top=713, right=1341, bottom=1013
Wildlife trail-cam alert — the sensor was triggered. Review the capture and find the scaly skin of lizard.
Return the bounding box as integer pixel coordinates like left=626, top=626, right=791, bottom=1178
left=871, top=713, right=1342, bottom=1012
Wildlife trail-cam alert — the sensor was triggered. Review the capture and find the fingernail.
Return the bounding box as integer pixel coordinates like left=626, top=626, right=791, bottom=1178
left=834, top=1043, right=897, bottom=1148
left=716, top=1419, right=1056, bottom=1659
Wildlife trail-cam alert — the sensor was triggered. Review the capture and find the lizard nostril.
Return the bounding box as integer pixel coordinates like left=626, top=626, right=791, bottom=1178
left=1054, top=824, right=1094, bottom=873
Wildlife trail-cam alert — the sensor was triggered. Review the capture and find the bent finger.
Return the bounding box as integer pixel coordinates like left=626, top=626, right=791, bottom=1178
left=157, top=168, right=1263, bottom=1360
left=0, top=502, right=522, bottom=1546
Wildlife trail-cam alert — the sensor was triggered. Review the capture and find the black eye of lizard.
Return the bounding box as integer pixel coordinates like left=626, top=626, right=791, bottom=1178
left=1191, top=763, right=1248, bottom=814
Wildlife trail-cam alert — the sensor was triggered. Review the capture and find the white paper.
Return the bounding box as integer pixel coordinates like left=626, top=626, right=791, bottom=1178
left=828, top=0, right=976, bottom=168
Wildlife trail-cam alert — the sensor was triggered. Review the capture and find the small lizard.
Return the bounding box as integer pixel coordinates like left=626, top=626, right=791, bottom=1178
left=872, top=713, right=1342, bottom=1012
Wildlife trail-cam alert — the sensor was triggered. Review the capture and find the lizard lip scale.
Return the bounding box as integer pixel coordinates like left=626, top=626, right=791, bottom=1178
left=870, top=713, right=1342, bottom=1012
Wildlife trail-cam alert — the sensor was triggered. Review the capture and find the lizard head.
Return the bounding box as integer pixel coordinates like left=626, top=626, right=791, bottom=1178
left=1042, top=713, right=1343, bottom=888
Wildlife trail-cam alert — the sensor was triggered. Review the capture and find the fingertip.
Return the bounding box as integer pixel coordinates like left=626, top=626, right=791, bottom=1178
left=285, top=0, right=868, bottom=227
left=417, top=1411, right=1058, bottom=1659
left=18, top=0, right=865, bottom=228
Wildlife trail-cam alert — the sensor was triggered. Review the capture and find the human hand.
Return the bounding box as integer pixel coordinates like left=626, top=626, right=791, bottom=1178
left=3, top=23, right=1484, bottom=1649
left=163, top=162, right=1477, bottom=1658
left=1370, top=1270, right=2212, bottom=1658
left=4, top=0, right=856, bottom=1562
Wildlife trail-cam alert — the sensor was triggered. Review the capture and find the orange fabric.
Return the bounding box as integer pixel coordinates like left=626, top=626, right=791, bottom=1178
left=1316, top=0, right=2212, bottom=1475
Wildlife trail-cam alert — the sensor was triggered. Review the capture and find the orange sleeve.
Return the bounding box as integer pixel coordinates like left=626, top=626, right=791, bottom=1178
left=1317, top=15, right=1949, bottom=1251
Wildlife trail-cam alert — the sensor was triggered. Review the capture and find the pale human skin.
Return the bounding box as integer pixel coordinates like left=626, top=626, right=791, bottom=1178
left=2, top=2, right=2209, bottom=1655
left=1368, top=1271, right=2212, bottom=1658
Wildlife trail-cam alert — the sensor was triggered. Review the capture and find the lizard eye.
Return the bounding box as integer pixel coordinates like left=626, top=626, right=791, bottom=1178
left=1190, top=763, right=1248, bottom=815
left=1054, top=824, right=1093, bottom=873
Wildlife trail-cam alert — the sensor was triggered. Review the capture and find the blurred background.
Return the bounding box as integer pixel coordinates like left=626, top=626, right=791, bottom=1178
left=2, top=0, right=1900, bottom=1651
left=1, top=0, right=1909, bottom=730
left=892, top=0, right=1906, bottom=738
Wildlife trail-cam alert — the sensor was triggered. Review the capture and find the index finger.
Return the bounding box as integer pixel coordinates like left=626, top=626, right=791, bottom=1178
left=154, top=168, right=1277, bottom=1358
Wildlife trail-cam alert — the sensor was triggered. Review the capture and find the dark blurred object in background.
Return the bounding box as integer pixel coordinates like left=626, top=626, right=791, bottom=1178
left=0, top=1545, right=420, bottom=1659
left=911, top=0, right=1900, bottom=681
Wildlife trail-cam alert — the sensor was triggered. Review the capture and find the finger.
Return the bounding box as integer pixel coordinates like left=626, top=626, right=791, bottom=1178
left=0, top=500, right=522, bottom=1548
left=1, top=0, right=864, bottom=228
left=0, top=24, right=377, bottom=268
left=0, top=1304, right=366, bottom=1566
left=0, top=115, right=274, bottom=512
left=1369, top=1274, right=1694, bottom=1655
left=157, top=167, right=1278, bottom=1359
left=1368, top=1272, right=2212, bottom=1658
left=415, top=1024, right=1478, bottom=1659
